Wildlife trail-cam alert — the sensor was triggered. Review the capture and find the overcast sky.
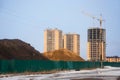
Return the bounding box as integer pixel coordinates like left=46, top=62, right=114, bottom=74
left=0, top=0, right=120, bottom=59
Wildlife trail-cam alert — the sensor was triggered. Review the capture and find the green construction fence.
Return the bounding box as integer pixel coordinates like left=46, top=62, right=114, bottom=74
left=0, top=60, right=120, bottom=74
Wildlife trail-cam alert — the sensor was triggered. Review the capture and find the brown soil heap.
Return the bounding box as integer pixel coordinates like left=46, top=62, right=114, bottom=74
left=44, top=49, right=84, bottom=61
left=0, top=39, right=48, bottom=60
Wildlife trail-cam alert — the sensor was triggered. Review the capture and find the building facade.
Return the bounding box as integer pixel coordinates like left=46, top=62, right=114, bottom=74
left=44, top=28, right=63, bottom=52
left=106, top=56, right=120, bottom=62
left=63, top=33, right=80, bottom=55
left=87, top=27, right=106, bottom=61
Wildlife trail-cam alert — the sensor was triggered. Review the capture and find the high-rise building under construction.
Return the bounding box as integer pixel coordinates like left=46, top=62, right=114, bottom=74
left=87, top=27, right=106, bottom=61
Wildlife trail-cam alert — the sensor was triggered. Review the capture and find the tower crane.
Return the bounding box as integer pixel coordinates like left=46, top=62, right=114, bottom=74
left=82, top=11, right=105, bottom=68
left=81, top=11, right=104, bottom=28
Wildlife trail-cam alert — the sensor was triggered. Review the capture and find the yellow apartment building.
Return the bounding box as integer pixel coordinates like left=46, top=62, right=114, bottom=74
left=106, top=56, right=120, bottom=62
left=63, top=33, right=80, bottom=55
left=44, top=28, right=63, bottom=52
